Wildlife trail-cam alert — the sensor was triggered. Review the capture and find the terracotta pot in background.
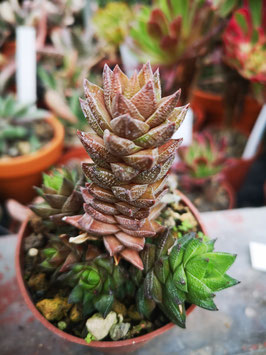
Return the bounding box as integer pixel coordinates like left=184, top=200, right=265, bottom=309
left=16, top=191, right=205, bottom=353
left=0, top=115, right=64, bottom=204
left=191, top=89, right=261, bottom=134
left=58, top=146, right=91, bottom=166
left=222, top=157, right=256, bottom=192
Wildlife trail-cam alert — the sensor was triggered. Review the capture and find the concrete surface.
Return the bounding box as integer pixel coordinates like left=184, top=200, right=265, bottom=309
left=0, top=207, right=266, bottom=355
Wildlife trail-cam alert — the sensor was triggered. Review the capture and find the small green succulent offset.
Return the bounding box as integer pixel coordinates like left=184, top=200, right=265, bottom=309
left=65, top=255, right=131, bottom=318
left=30, top=167, right=84, bottom=226
left=132, top=229, right=238, bottom=328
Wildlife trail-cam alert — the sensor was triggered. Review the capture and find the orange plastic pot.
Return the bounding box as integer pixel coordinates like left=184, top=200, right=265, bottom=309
left=191, top=89, right=261, bottom=134
left=0, top=115, right=64, bottom=203
left=16, top=190, right=206, bottom=353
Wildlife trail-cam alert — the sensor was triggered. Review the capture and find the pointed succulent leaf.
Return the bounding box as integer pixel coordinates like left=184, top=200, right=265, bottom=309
left=201, top=252, right=237, bottom=275
left=150, top=271, right=163, bottom=303
left=131, top=80, right=157, bottom=119
left=103, top=236, right=124, bottom=256
left=94, top=256, right=114, bottom=274
left=77, top=131, right=117, bottom=168
left=185, top=255, right=210, bottom=280
left=156, top=229, right=175, bottom=259
left=116, top=232, right=145, bottom=251
left=186, top=294, right=218, bottom=311
left=112, top=184, right=148, bottom=202
left=168, top=104, right=189, bottom=129
left=86, top=183, right=117, bottom=203
left=158, top=139, right=182, bottom=163
left=161, top=288, right=186, bottom=328
left=186, top=271, right=214, bottom=300
left=146, top=89, right=181, bottom=128
left=84, top=204, right=117, bottom=224
left=166, top=275, right=186, bottom=304
left=103, top=64, right=113, bottom=114
left=132, top=164, right=161, bottom=184
left=83, top=292, right=95, bottom=316
left=120, top=249, right=144, bottom=270
left=169, top=233, right=195, bottom=271
left=43, top=194, right=67, bottom=209
left=154, top=256, right=170, bottom=284
left=141, top=243, right=156, bottom=273
left=85, top=91, right=112, bottom=132
left=134, top=121, right=176, bottom=149
left=204, top=273, right=239, bottom=292
left=122, top=148, right=158, bottom=170
left=183, top=238, right=209, bottom=266
left=30, top=202, right=61, bottom=218
left=112, top=93, right=144, bottom=121
left=137, top=62, right=153, bottom=87
left=104, top=129, right=141, bottom=156
left=110, top=114, right=149, bottom=140
left=173, top=264, right=188, bottom=292
left=68, top=284, right=84, bottom=304
left=94, top=294, right=114, bottom=318
left=79, top=98, right=104, bottom=137
left=136, top=285, right=156, bottom=319
left=121, top=219, right=156, bottom=238
left=110, top=163, right=139, bottom=182
left=114, top=201, right=140, bottom=218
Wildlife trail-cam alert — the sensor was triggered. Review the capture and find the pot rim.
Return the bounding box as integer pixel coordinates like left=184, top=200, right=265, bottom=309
left=16, top=190, right=206, bottom=348
left=0, top=115, right=64, bottom=177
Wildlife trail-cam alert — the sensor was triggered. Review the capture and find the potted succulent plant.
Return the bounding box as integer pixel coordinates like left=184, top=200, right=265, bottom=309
left=192, top=0, right=266, bottom=191
left=38, top=26, right=104, bottom=147
left=129, top=0, right=226, bottom=103
left=92, top=1, right=133, bottom=67
left=193, top=0, right=264, bottom=130
left=0, top=95, right=64, bottom=203
left=173, top=132, right=234, bottom=211
left=16, top=63, right=239, bottom=352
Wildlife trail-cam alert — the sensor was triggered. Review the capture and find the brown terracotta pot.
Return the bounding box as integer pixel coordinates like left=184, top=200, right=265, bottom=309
left=222, top=157, right=256, bottom=192
left=191, top=89, right=262, bottom=134
left=16, top=190, right=206, bottom=353
left=0, top=115, right=64, bottom=203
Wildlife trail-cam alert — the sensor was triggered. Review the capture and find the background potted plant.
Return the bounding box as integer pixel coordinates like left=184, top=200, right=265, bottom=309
left=129, top=0, right=227, bottom=102
left=16, top=63, right=238, bottom=352
left=0, top=95, right=64, bottom=203
left=192, top=0, right=266, bottom=191
left=173, top=132, right=234, bottom=211
left=38, top=25, right=104, bottom=148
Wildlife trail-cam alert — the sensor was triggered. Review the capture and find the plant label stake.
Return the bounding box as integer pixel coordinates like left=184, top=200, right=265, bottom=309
left=16, top=26, right=37, bottom=105
left=242, top=104, right=266, bottom=160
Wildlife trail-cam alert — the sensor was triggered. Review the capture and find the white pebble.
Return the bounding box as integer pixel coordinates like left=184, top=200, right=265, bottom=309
left=28, top=248, right=38, bottom=257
